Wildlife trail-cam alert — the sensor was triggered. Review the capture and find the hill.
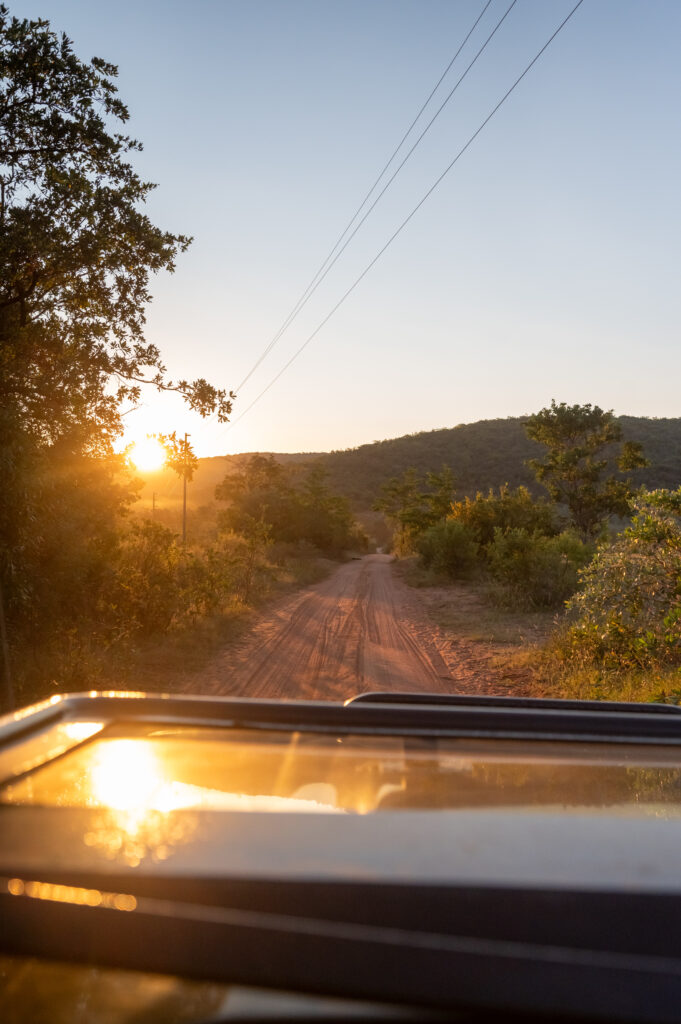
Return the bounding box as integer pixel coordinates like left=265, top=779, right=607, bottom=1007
left=318, top=415, right=681, bottom=509
left=136, top=416, right=681, bottom=515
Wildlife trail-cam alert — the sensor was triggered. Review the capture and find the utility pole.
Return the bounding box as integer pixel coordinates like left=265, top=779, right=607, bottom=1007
left=152, top=491, right=156, bottom=517
left=182, top=432, right=190, bottom=545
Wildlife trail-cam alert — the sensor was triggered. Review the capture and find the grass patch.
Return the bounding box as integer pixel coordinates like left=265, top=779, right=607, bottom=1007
left=433, top=593, right=554, bottom=648
left=280, top=554, right=336, bottom=588
left=108, top=599, right=254, bottom=693
left=395, top=555, right=681, bottom=704
left=397, top=558, right=455, bottom=589
left=101, top=553, right=336, bottom=694
left=396, top=556, right=554, bottom=649
left=12, top=553, right=336, bottom=705
left=518, top=644, right=681, bottom=705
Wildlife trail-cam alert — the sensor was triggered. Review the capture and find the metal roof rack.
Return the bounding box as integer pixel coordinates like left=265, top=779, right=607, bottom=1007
left=347, top=690, right=681, bottom=714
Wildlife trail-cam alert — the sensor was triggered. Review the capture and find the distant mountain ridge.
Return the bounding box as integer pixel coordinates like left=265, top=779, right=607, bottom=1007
left=318, top=416, right=681, bottom=509
left=138, top=416, right=681, bottom=512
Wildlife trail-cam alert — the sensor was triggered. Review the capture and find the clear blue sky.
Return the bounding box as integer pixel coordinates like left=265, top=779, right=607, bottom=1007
left=12, top=0, right=681, bottom=455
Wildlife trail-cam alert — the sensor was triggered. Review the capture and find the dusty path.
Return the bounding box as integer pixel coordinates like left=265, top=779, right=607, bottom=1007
left=193, top=555, right=506, bottom=702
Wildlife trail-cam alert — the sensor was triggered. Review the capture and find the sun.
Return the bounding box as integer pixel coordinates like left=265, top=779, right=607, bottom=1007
left=130, top=436, right=166, bottom=472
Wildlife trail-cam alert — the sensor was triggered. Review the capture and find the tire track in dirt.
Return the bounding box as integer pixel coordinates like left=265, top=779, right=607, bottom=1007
left=192, top=555, right=460, bottom=702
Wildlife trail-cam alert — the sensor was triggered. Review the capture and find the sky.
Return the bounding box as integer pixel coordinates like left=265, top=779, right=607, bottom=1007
left=10, top=0, right=681, bottom=456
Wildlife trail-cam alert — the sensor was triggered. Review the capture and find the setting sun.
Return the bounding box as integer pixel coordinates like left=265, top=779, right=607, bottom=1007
left=130, top=436, right=166, bottom=472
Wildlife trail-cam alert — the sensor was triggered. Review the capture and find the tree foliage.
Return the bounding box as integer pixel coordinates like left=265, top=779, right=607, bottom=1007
left=487, top=528, right=592, bottom=610
left=373, top=466, right=455, bottom=553
left=0, top=6, right=232, bottom=444
left=562, top=490, right=681, bottom=669
left=416, top=521, right=479, bottom=579
left=412, top=481, right=586, bottom=603
left=449, top=485, right=557, bottom=548
left=525, top=401, right=648, bottom=540
left=216, top=455, right=365, bottom=557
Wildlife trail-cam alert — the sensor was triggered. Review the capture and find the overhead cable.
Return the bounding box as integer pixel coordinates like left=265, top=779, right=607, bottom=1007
left=226, top=0, right=586, bottom=434
left=233, top=0, right=494, bottom=395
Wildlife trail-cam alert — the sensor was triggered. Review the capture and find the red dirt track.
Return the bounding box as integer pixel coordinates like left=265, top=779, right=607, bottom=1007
left=194, top=555, right=504, bottom=702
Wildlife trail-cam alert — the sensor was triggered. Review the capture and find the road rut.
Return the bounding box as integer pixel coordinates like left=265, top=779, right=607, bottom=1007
left=196, top=555, right=456, bottom=701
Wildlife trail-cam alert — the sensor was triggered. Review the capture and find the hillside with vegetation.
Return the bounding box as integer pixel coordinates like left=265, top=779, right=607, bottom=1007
left=319, top=416, right=681, bottom=508
left=379, top=404, right=681, bottom=705
left=138, top=416, right=681, bottom=518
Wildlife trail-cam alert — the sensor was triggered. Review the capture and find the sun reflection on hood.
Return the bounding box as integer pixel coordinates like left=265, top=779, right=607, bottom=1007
left=1, top=734, right=346, bottom=866
left=11, top=737, right=340, bottom=868
left=86, top=740, right=344, bottom=815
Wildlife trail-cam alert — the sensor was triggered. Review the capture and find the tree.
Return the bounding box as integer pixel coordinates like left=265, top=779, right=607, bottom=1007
left=0, top=9, right=232, bottom=696
left=424, top=466, right=456, bottom=521
left=0, top=7, right=233, bottom=446
left=564, top=489, right=681, bottom=669
left=297, top=464, right=363, bottom=555
left=524, top=401, right=647, bottom=540
left=216, top=455, right=294, bottom=540
left=373, top=466, right=455, bottom=553
left=216, top=456, right=365, bottom=556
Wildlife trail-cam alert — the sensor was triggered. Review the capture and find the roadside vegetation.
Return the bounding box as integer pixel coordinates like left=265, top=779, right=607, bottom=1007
left=0, top=13, right=364, bottom=710
left=6, top=450, right=366, bottom=707
left=382, top=403, right=681, bottom=704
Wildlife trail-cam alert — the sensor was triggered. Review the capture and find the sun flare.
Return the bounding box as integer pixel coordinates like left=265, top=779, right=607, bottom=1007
left=130, top=437, right=166, bottom=472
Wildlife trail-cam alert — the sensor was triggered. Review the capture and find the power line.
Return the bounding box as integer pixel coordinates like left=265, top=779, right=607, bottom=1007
left=234, top=0, right=494, bottom=395
left=226, top=0, right=586, bottom=436
left=237, top=0, right=518, bottom=395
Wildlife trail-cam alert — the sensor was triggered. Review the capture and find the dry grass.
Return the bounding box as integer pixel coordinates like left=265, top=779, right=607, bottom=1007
left=397, top=556, right=681, bottom=705
left=397, top=556, right=554, bottom=646
left=517, top=646, right=681, bottom=705
left=104, top=553, right=336, bottom=695
left=13, top=553, right=336, bottom=705
left=109, top=600, right=255, bottom=693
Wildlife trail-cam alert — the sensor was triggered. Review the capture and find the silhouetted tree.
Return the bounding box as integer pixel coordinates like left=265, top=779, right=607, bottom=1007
left=525, top=401, right=647, bottom=540
left=216, top=456, right=364, bottom=556
left=0, top=8, right=231, bottom=696
left=0, top=6, right=232, bottom=442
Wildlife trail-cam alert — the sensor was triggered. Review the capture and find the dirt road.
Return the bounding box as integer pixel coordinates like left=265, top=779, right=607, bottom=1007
left=194, top=555, right=505, bottom=702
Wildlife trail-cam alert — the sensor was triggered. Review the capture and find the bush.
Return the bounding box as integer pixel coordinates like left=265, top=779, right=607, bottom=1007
left=217, top=457, right=366, bottom=557
left=416, top=521, right=479, bottom=579
left=110, top=522, right=272, bottom=634
left=112, top=520, right=184, bottom=634
left=449, top=485, right=557, bottom=548
left=487, top=528, right=592, bottom=609
left=561, top=489, right=681, bottom=669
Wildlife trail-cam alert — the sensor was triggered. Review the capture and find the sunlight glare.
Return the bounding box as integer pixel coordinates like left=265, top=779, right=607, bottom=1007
left=87, top=740, right=342, bottom=814
left=90, top=741, right=168, bottom=811
left=130, top=436, right=166, bottom=472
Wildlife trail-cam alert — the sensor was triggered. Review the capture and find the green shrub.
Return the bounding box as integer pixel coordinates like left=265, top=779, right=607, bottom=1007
left=449, top=485, right=557, bottom=548
left=562, top=489, right=681, bottom=669
left=416, top=520, right=479, bottom=579
left=217, top=457, right=365, bottom=557
left=111, top=522, right=268, bottom=633
left=112, top=520, right=183, bottom=634
left=487, top=528, right=592, bottom=609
